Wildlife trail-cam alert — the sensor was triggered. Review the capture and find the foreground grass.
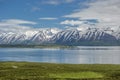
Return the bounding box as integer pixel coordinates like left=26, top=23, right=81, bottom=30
left=0, top=62, right=120, bottom=80
left=49, top=72, right=103, bottom=79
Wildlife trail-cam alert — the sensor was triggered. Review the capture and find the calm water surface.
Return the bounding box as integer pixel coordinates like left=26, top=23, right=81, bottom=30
left=0, top=46, right=120, bottom=64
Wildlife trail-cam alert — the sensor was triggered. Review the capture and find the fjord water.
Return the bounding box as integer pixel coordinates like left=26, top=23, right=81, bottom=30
left=0, top=46, right=120, bottom=64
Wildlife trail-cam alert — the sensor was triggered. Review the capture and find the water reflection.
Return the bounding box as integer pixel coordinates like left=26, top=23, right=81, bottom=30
left=0, top=46, right=120, bottom=64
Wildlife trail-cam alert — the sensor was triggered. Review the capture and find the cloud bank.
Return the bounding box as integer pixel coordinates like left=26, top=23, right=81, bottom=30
left=62, top=0, right=120, bottom=29
left=0, top=19, right=37, bottom=33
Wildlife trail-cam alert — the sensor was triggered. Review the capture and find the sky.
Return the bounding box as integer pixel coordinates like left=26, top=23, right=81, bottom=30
left=0, top=0, right=120, bottom=33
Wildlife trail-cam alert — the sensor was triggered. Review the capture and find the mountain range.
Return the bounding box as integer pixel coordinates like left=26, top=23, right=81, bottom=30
left=0, top=27, right=120, bottom=46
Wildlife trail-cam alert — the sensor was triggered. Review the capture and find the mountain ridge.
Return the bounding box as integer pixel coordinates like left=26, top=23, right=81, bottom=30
left=0, top=27, right=120, bottom=46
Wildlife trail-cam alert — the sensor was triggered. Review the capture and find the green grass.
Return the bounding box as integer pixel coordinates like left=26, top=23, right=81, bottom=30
left=49, top=72, right=103, bottom=79
left=0, top=62, right=120, bottom=80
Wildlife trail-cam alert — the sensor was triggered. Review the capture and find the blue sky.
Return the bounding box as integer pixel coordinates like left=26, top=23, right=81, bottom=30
left=0, top=0, right=88, bottom=28
left=0, top=0, right=120, bottom=32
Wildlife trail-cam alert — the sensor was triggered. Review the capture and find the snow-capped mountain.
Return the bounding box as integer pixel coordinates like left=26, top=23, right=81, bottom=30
left=0, top=28, right=60, bottom=45
left=51, top=28, right=117, bottom=45
left=103, top=26, right=120, bottom=40
left=0, top=32, right=25, bottom=44
left=0, top=27, right=120, bottom=46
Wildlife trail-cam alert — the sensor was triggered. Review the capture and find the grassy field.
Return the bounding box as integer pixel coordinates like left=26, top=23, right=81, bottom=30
left=0, top=62, right=120, bottom=80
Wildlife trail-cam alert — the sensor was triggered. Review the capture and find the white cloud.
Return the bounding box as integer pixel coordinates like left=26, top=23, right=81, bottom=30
left=0, top=19, right=61, bottom=35
left=39, top=17, right=58, bottom=20
left=42, top=0, right=75, bottom=5
left=60, top=20, right=84, bottom=26
left=0, top=19, right=37, bottom=33
left=0, top=19, right=36, bottom=25
left=63, top=0, right=120, bottom=28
